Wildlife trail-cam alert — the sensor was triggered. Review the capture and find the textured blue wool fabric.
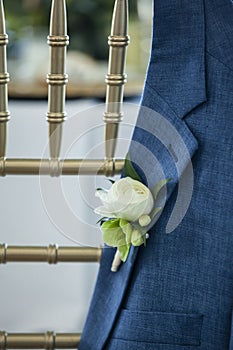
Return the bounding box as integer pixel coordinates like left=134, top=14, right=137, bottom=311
left=79, top=0, right=233, bottom=349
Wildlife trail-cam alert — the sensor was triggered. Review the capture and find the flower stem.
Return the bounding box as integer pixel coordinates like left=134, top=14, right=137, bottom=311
left=111, top=250, right=122, bottom=272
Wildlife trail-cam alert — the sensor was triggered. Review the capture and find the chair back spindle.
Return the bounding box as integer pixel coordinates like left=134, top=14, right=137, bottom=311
left=0, top=0, right=10, bottom=159
left=104, top=0, right=129, bottom=166
left=46, top=0, right=69, bottom=160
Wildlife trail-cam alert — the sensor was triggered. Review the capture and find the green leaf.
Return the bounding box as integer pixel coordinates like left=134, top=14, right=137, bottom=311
left=118, top=243, right=131, bottom=262
left=101, top=219, right=126, bottom=247
left=96, top=188, right=104, bottom=191
left=151, top=207, right=162, bottom=220
left=124, top=152, right=142, bottom=182
left=101, top=219, right=120, bottom=230
left=119, top=219, right=132, bottom=244
left=152, top=178, right=171, bottom=200
left=131, top=228, right=145, bottom=247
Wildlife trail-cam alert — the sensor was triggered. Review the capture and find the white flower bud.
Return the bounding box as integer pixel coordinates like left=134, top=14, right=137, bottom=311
left=139, top=214, right=151, bottom=227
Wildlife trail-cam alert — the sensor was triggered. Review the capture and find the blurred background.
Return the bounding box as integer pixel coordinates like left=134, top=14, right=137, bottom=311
left=5, top=0, right=152, bottom=98
left=0, top=0, right=152, bottom=344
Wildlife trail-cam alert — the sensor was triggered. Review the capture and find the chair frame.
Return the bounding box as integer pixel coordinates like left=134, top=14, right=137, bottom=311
left=0, top=0, right=129, bottom=348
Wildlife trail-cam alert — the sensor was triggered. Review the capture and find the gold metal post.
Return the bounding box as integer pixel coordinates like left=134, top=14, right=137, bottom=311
left=47, top=0, right=69, bottom=159
left=0, top=331, right=81, bottom=349
left=104, top=0, right=129, bottom=165
left=0, top=244, right=102, bottom=264
left=0, top=158, right=124, bottom=176
left=0, top=0, right=10, bottom=159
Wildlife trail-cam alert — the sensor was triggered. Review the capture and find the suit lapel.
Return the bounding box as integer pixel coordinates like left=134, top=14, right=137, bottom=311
left=79, top=1, right=206, bottom=349
left=148, top=0, right=206, bottom=119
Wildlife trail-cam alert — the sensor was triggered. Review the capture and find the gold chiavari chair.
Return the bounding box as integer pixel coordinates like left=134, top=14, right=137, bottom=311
left=0, top=0, right=129, bottom=348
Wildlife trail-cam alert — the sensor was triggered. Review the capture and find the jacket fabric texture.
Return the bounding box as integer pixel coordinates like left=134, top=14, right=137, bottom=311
left=79, top=0, right=233, bottom=348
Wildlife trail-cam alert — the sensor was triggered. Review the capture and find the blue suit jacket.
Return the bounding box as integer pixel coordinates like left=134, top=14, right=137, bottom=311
left=79, top=0, right=233, bottom=348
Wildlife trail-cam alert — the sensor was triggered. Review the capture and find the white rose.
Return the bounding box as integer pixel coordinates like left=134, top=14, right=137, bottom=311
left=95, top=177, right=154, bottom=222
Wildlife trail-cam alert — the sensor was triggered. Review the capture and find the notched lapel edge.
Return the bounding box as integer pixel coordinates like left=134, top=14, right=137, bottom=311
left=147, top=0, right=206, bottom=119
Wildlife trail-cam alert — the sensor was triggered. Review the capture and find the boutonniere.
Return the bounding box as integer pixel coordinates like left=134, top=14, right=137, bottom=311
left=95, top=154, right=170, bottom=272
